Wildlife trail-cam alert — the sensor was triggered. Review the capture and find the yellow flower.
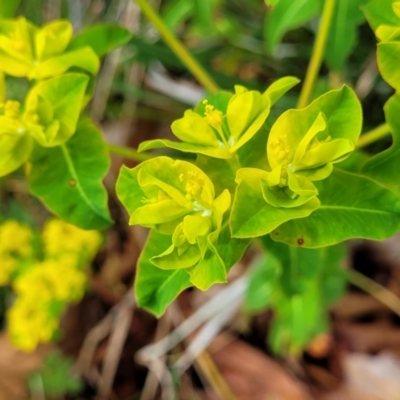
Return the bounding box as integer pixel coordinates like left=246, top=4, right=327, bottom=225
left=42, top=219, right=102, bottom=261
left=7, top=298, right=57, bottom=352
left=0, top=255, right=17, bottom=285
left=13, top=257, right=86, bottom=303
left=0, top=220, right=33, bottom=257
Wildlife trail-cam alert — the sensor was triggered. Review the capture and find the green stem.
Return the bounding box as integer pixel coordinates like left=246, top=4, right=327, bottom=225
left=107, top=144, right=153, bottom=162
left=297, top=0, right=337, bottom=108
left=356, top=123, right=391, bottom=149
left=228, top=153, right=241, bottom=174
left=134, top=0, right=220, bottom=94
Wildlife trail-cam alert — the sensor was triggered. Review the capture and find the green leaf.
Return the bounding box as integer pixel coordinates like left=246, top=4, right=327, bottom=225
left=213, top=224, right=250, bottom=273
left=271, top=169, right=400, bottom=247
left=29, top=350, right=82, bottom=396
left=194, top=0, right=214, bottom=31
left=236, top=124, right=271, bottom=170
left=264, top=0, right=322, bottom=54
left=230, top=168, right=320, bottom=238
left=325, top=0, right=367, bottom=71
left=258, top=237, right=346, bottom=353
left=362, top=0, right=400, bottom=32
left=135, top=230, right=191, bottom=317
left=377, top=42, right=400, bottom=91
left=337, top=150, right=369, bottom=174
left=196, top=155, right=237, bottom=195
left=162, top=0, right=194, bottom=31
left=263, top=76, right=300, bottom=105
left=362, top=94, right=400, bottom=185
left=188, top=222, right=249, bottom=290
left=68, top=24, right=133, bottom=57
left=24, top=74, right=89, bottom=147
left=28, top=118, right=112, bottom=230
left=265, top=0, right=281, bottom=7
left=188, top=249, right=226, bottom=291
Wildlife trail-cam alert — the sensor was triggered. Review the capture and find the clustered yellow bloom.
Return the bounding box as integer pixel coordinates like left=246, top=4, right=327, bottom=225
left=0, top=220, right=34, bottom=284
left=0, top=219, right=102, bottom=352
left=42, top=219, right=102, bottom=261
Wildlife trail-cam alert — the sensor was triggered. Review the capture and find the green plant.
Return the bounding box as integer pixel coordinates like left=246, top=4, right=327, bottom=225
left=2, top=0, right=400, bottom=355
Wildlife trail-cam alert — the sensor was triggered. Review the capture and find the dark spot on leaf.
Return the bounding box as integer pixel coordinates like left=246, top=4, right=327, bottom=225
left=69, top=179, right=76, bottom=187
left=297, top=238, right=304, bottom=246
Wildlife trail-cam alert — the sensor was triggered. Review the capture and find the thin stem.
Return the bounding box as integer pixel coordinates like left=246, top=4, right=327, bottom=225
left=195, top=351, right=239, bottom=400
left=356, top=123, right=391, bottom=149
left=107, top=144, right=154, bottom=162
left=297, top=0, right=337, bottom=108
left=346, top=269, right=400, bottom=318
left=134, top=0, right=220, bottom=94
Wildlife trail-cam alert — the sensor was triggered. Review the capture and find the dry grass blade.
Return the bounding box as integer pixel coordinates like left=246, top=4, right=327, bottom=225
left=98, top=293, right=135, bottom=398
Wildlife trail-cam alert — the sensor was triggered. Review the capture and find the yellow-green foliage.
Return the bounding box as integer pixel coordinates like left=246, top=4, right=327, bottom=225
left=0, top=219, right=102, bottom=352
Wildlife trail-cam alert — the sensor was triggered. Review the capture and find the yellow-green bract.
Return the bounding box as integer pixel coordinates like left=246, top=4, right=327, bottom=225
left=0, top=17, right=99, bottom=79
left=116, top=156, right=231, bottom=291
left=230, top=85, right=363, bottom=238
left=138, top=76, right=300, bottom=158
left=0, top=73, right=89, bottom=177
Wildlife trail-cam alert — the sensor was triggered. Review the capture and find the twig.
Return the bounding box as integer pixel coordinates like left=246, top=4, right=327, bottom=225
left=98, top=293, right=136, bottom=399
left=195, top=351, right=238, bottom=400
left=346, top=269, right=400, bottom=317
left=75, top=292, right=135, bottom=395
left=139, top=309, right=175, bottom=400
left=135, top=276, right=248, bottom=400
left=173, top=296, right=242, bottom=374
left=137, top=276, right=247, bottom=362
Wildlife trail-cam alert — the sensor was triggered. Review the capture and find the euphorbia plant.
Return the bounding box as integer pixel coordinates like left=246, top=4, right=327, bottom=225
left=115, top=0, right=400, bottom=353
left=3, top=0, right=400, bottom=355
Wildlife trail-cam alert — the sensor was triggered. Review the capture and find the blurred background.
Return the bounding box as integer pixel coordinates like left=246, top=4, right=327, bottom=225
left=1, top=0, right=400, bottom=399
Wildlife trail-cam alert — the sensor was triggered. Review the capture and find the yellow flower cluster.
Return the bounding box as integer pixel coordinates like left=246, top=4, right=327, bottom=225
left=0, top=219, right=102, bottom=352
left=0, top=220, right=34, bottom=285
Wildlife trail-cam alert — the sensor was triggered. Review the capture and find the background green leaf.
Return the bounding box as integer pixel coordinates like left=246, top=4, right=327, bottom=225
left=271, top=169, right=400, bottom=247
left=68, top=24, right=133, bottom=57
left=256, top=237, right=346, bottom=353
left=244, top=253, right=281, bottom=313
left=29, top=350, right=82, bottom=397
left=162, top=0, right=193, bottom=31
left=264, top=0, right=321, bottom=54
left=362, top=94, right=400, bottom=185
left=325, top=0, right=367, bottom=72
left=28, top=118, right=112, bottom=230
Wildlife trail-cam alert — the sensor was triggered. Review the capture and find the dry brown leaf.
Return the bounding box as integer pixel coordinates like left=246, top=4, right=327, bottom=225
left=0, top=334, right=50, bottom=400
left=202, top=334, right=311, bottom=400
